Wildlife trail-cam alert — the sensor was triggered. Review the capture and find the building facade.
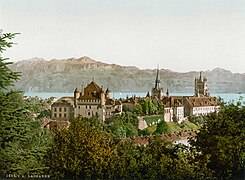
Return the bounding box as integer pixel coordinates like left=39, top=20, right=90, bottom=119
left=194, top=72, right=209, bottom=97
left=184, top=96, right=220, bottom=117
left=51, top=97, right=74, bottom=121
left=51, top=81, right=122, bottom=122
left=162, top=96, right=185, bottom=123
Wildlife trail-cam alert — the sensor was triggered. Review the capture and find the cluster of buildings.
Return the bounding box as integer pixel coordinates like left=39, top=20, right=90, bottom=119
left=50, top=68, right=220, bottom=123
left=150, top=70, right=220, bottom=122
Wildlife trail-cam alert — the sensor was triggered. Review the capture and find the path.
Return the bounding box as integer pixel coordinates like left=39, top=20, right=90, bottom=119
left=138, top=116, right=148, bottom=130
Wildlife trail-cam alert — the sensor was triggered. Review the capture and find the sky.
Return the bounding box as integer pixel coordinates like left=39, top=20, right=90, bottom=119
left=1, top=0, right=245, bottom=73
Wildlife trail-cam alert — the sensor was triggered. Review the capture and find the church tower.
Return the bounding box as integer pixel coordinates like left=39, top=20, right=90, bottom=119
left=151, top=66, right=164, bottom=100
left=194, top=72, right=209, bottom=97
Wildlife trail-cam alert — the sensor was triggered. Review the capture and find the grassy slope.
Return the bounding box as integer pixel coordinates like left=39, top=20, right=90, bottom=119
left=143, top=115, right=199, bottom=134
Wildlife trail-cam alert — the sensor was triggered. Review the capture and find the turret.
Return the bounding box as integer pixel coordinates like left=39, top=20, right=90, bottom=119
left=166, top=88, right=169, bottom=97
left=105, top=87, right=111, bottom=99
left=74, top=87, right=80, bottom=107
left=100, top=87, right=105, bottom=106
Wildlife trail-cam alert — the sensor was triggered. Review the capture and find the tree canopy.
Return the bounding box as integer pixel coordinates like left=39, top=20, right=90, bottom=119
left=0, top=32, right=51, bottom=176
left=190, top=101, right=245, bottom=178
left=46, top=117, right=115, bottom=179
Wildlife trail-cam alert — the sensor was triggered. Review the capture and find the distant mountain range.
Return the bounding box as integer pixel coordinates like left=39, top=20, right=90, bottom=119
left=8, top=56, right=245, bottom=94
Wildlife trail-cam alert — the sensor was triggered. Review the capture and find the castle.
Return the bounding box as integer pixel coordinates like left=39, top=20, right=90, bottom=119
left=51, top=81, right=122, bottom=122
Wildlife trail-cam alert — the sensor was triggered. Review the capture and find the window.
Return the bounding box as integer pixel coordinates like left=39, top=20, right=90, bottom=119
left=54, top=108, right=57, bottom=112
left=89, top=105, right=91, bottom=109
left=59, top=107, right=62, bottom=112
left=86, top=105, right=87, bottom=109
left=59, top=114, right=62, bottom=117
left=64, top=107, right=67, bottom=112
left=54, top=113, right=57, bottom=117
left=88, top=112, right=90, bottom=116
left=64, top=114, right=67, bottom=118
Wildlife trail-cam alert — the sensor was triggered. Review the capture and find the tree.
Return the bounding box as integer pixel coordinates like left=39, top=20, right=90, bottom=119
left=154, top=120, right=170, bottom=134
left=190, top=101, right=245, bottom=178
left=0, top=32, right=51, bottom=176
left=133, top=103, right=143, bottom=115
left=46, top=117, right=115, bottom=179
left=0, top=33, right=20, bottom=89
left=105, top=112, right=139, bottom=138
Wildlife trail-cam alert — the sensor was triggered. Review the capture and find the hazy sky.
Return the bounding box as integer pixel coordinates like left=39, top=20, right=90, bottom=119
left=1, top=0, right=245, bottom=73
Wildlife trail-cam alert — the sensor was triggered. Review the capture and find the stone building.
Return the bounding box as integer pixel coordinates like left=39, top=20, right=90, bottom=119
left=51, top=97, right=74, bottom=121
left=51, top=81, right=122, bottom=122
left=162, top=96, right=185, bottom=123
left=122, top=96, right=139, bottom=110
left=194, top=72, right=209, bottom=97
left=184, top=96, right=220, bottom=117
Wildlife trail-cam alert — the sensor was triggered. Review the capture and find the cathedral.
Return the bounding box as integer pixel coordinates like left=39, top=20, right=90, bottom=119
left=151, top=67, right=164, bottom=100
left=194, top=72, right=209, bottom=97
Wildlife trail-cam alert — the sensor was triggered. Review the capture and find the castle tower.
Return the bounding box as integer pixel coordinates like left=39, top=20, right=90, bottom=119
left=105, top=87, right=111, bottom=99
left=100, top=87, right=105, bottom=106
left=194, top=72, right=209, bottom=97
left=151, top=66, right=164, bottom=100
left=74, top=87, right=80, bottom=107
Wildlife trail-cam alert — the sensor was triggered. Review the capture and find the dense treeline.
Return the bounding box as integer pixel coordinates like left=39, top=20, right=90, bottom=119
left=46, top=117, right=212, bottom=179
left=1, top=33, right=244, bottom=179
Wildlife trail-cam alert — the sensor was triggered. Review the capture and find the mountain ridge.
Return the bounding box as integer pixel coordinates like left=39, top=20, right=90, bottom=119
left=8, top=56, right=245, bottom=93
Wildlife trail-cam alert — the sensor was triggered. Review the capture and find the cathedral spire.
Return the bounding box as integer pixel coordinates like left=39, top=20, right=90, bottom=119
left=155, top=65, right=161, bottom=89
left=199, top=72, right=202, bottom=81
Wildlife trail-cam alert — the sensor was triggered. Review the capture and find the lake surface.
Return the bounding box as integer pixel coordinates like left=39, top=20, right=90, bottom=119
left=24, top=92, right=245, bottom=103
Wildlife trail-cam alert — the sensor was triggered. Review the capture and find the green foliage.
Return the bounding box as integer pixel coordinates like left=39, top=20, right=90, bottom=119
left=132, top=103, right=143, bottom=114
left=0, top=90, right=51, bottom=176
left=139, top=98, right=163, bottom=115
left=188, top=115, right=205, bottom=126
left=144, top=115, right=163, bottom=126
left=23, top=96, right=52, bottom=119
left=46, top=117, right=115, bottom=179
left=190, top=101, right=245, bottom=178
left=0, top=32, right=51, bottom=176
left=154, top=120, right=171, bottom=134
left=138, top=128, right=151, bottom=136
left=0, top=33, right=20, bottom=90
left=108, top=136, right=211, bottom=179
left=105, top=112, right=139, bottom=138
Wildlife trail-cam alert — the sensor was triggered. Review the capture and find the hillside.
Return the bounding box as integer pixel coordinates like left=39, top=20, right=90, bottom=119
left=8, top=56, right=245, bottom=93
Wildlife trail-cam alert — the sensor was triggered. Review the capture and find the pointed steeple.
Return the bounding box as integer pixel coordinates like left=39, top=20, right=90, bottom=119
left=74, top=87, right=79, bottom=93
left=199, top=72, right=202, bottom=81
left=155, top=65, right=161, bottom=89
left=166, top=87, right=169, bottom=97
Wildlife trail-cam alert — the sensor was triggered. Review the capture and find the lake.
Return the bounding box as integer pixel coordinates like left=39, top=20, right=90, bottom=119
left=24, top=92, right=245, bottom=103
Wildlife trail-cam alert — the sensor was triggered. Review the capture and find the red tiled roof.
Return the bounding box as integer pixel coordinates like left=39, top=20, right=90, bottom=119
left=78, top=81, right=102, bottom=100
left=122, top=97, right=139, bottom=104
left=185, top=96, right=220, bottom=107
left=85, top=81, right=101, bottom=92
left=52, top=98, right=74, bottom=107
